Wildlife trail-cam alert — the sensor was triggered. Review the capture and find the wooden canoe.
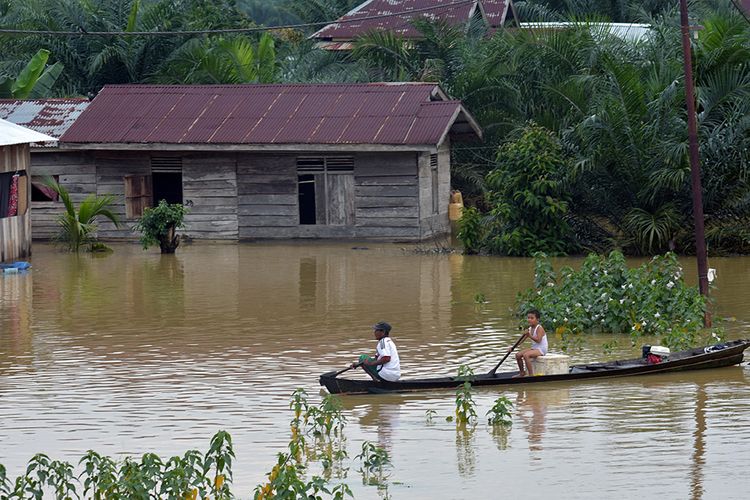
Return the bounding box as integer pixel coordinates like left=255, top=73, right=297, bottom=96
left=319, top=339, right=750, bottom=395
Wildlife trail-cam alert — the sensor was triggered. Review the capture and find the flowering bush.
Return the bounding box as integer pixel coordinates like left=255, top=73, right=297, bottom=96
left=517, top=251, right=718, bottom=350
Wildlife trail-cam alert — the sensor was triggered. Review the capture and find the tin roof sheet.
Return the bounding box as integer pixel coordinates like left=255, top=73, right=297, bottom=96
left=313, top=0, right=509, bottom=41
left=60, top=84, right=482, bottom=147
left=0, top=99, right=89, bottom=146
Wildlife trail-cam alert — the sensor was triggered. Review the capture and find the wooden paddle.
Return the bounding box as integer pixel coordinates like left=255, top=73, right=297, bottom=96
left=488, top=332, right=527, bottom=376
left=327, top=362, right=363, bottom=379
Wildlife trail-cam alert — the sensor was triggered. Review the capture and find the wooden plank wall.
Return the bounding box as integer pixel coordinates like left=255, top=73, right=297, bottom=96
left=354, top=152, right=420, bottom=239
left=0, top=144, right=32, bottom=262
left=95, top=151, right=150, bottom=239
left=418, top=140, right=451, bottom=239
left=182, top=154, right=238, bottom=240
left=29, top=151, right=95, bottom=240
left=237, top=151, right=424, bottom=240
left=237, top=154, right=298, bottom=239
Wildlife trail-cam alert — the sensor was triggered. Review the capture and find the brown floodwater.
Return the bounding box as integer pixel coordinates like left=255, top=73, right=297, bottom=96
left=1, top=243, right=749, bottom=499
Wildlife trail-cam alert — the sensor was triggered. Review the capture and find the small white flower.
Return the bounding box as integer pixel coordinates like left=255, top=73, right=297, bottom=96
left=651, top=279, right=656, bottom=285
left=603, top=270, right=608, bottom=276
left=547, top=282, right=555, bottom=287
left=655, top=312, right=661, bottom=318
left=621, top=284, right=627, bottom=290
left=600, top=293, right=607, bottom=299
left=642, top=320, right=648, bottom=326
left=594, top=282, right=599, bottom=287
left=666, top=281, right=674, bottom=289
left=563, top=317, right=568, bottom=322
left=628, top=283, right=634, bottom=289
left=712, top=332, right=720, bottom=340
left=566, top=307, right=570, bottom=313
left=575, top=303, right=582, bottom=307
left=619, top=299, right=625, bottom=304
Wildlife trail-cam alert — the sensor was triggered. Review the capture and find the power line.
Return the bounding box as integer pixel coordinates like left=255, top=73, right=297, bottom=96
left=0, top=0, right=476, bottom=37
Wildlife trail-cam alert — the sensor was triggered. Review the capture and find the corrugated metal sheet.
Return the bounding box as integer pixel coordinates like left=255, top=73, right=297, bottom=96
left=60, top=84, right=482, bottom=146
left=735, top=0, right=750, bottom=18
left=0, top=99, right=88, bottom=146
left=313, top=0, right=508, bottom=41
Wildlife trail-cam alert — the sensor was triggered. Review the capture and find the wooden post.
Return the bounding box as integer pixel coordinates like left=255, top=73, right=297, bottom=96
left=679, top=0, right=711, bottom=326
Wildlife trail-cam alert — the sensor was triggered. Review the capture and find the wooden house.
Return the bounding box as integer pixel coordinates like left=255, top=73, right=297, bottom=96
left=312, top=0, right=517, bottom=51
left=0, top=119, right=56, bottom=262
left=0, top=99, right=90, bottom=239
left=59, top=83, right=482, bottom=241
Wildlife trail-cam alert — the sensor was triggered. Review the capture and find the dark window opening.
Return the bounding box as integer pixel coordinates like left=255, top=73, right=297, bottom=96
left=31, top=175, right=59, bottom=202
left=431, top=154, right=439, bottom=214
left=152, top=172, right=183, bottom=205
left=298, top=174, right=317, bottom=225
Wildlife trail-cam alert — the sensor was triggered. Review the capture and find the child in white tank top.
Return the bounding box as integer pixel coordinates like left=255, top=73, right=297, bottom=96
left=512, top=309, right=547, bottom=377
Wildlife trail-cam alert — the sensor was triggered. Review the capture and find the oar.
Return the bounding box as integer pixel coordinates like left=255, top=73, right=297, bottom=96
left=488, top=332, right=527, bottom=376
left=324, top=362, right=363, bottom=379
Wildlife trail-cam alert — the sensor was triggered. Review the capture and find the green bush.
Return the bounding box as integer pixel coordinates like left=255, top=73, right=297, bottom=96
left=517, top=251, right=717, bottom=350
left=456, top=124, right=579, bottom=256
left=134, top=200, right=188, bottom=254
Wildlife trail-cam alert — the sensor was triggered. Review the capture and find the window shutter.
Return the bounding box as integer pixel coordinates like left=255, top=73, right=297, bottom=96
left=124, top=175, right=153, bottom=219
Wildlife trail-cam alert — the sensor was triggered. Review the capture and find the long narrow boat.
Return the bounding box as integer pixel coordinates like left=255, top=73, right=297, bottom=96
left=320, top=339, right=750, bottom=395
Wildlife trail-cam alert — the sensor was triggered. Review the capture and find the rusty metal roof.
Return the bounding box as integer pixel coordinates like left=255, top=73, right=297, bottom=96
left=0, top=99, right=89, bottom=146
left=313, top=0, right=510, bottom=41
left=60, top=84, right=482, bottom=147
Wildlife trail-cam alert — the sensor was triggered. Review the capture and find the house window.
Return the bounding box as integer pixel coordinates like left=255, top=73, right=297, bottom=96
left=31, top=175, right=59, bottom=202
left=151, top=157, right=183, bottom=205
left=297, top=156, right=354, bottom=225
left=430, top=154, right=439, bottom=214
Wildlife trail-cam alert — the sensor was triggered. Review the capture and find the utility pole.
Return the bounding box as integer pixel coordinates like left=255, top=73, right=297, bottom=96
left=678, top=0, right=711, bottom=326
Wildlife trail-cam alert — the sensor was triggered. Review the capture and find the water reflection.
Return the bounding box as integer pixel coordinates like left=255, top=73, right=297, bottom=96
left=455, top=424, right=476, bottom=478
left=0, top=271, right=32, bottom=376
left=516, top=388, right=569, bottom=455
left=1, top=243, right=750, bottom=498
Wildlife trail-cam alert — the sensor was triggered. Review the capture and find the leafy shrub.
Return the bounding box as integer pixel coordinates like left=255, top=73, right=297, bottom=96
left=457, top=124, right=579, bottom=256
left=134, top=200, right=188, bottom=254
left=1, top=431, right=234, bottom=500
left=517, top=251, right=717, bottom=350
left=486, top=397, right=513, bottom=426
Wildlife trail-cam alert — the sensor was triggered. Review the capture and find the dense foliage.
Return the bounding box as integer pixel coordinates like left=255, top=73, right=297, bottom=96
left=517, top=251, right=719, bottom=350
left=0, top=431, right=235, bottom=499
left=460, top=124, right=578, bottom=256
left=134, top=200, right=188, bottom=253
left=2, top=1, right=749, bottom=255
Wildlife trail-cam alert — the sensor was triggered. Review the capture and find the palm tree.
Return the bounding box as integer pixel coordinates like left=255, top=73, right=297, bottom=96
left=154, top=33, right=279, bottom=84
left=47, top=178, right=121, bottom=253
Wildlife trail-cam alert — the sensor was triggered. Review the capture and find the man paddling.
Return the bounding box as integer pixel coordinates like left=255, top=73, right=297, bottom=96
left=350, top=321, right=401, bottom=381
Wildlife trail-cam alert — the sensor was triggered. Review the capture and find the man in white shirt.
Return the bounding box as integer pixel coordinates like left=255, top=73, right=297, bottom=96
left=351, top=321, right=401, bottom=381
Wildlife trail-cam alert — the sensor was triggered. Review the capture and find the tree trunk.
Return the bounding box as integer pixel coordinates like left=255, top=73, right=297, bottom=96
left=158, top=225, right=180, bottom=254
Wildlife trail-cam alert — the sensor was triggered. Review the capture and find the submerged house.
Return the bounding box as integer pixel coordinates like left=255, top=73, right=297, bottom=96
left=0, top=119, right=56, bottom=262
left=0, top=99, right=90, bottom=239
left=59, top=83, right=482, bottom=241
left=313, top=0, right=516, bottom=51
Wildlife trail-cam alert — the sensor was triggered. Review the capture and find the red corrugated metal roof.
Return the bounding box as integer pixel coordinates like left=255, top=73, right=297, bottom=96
left=0, top=99, right=89, bottom=145
left=60, top=84, right=482, bottom=146
left=313, top=0, right=509, bottom=41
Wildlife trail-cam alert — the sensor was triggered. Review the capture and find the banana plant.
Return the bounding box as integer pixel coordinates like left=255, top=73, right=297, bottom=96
left=0, top=49, right=64, bottom=98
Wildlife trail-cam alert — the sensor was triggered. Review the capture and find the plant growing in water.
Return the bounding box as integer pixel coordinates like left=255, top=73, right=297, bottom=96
left=305, top=394, right=347, bottom=437
left=517, top=251, right=720, bottom=350
left=46, top=178, right=120, bottom=253
left=134, top=200, right=188, bottom=254
left=355, top=441, right=391, bottom=486
left=486, top=396, right=514, bottom=426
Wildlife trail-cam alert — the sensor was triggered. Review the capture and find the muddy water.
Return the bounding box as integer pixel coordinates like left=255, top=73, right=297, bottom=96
left=1, top=243, right=749, bottom=499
